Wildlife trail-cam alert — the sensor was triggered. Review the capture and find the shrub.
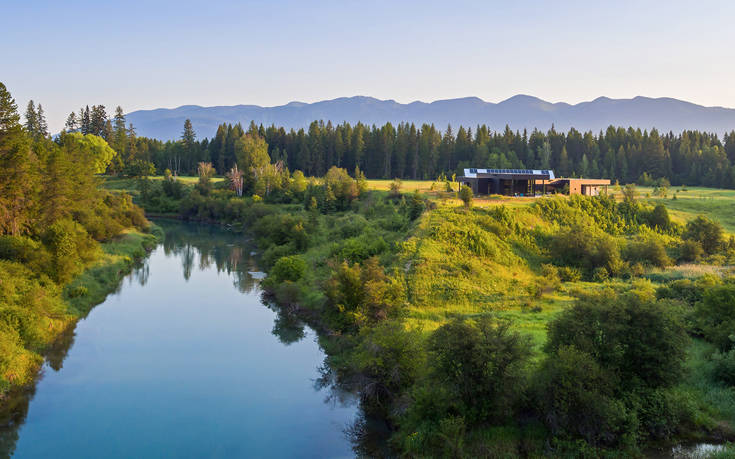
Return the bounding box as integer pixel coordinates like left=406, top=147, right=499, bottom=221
left=427, top=317, right=532, bottom=424
left=541, top=263, right=561, bottom=287
left=683, top=216, right=724, bottom=255
left=458, top=184, right=473, bottom=208
left=648, top=204, right=671, bottom=231
left=694, top=284, right=735, bottom=351
left=656, top=276, right=720, bottom=306
left=534, top=345, right=630, bottom=446
left=546, top=291, right=689, bottom=391
left=325, top=257, right=405, bottom=330
left=350, top=322, right=425, bottom=411
left=592, top=267, right=609, bottom=282
left=624, top=235, right=671, bottom=268
left=0, top=235, right=49, bottom=272
left=712, top=350, right=735, bottom=386
left=551, top=225, right=622, bottom=278
left=558, top=266, right=582, bottom=282
left=389, top=178, right=402, bottom=198
left=678, top=239, right=704, bottom=263
left=162, top=170, right=185, bottom=199
left=269, top=255, right=307, bottom=283
left=407, top=191, right=426, bottom=220
left=42, top=219, right=100, bottom=283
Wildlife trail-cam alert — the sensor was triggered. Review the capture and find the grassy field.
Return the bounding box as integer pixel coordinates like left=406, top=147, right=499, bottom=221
left=642, top=187, right=735, bottom=233
left=389, top=181, right=735, bottom=352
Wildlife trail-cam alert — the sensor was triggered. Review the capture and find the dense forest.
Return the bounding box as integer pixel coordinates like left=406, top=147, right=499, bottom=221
left=0, top=83, right=152, bottom=397
left=63, top=105, right=735, bottom=188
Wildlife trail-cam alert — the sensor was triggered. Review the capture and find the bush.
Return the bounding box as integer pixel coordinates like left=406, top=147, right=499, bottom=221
left=558, top=266, right=582, bottom=282
left=42, top=219, right=100, bottom=283
left=656, top=276, right=719, bottom=306
left=551, top=225, right=622, bottom=278
left=592, top=267, right=609, bottom=282
left=162, top=172, right=185, bottom=199
left=648, top=204, right=671, bottom=231
left=269, top=255, right=307, bottom=283
left=427, top=317, right=532, bottom=424
left=712, top=350, right=735, bottom=386
left=546, top=291, right=689, bottom=391
left=407, top=191, right=426, bottom=220
left=683, top=216, right=724, bottom=255
left=694, top=284, right=735, bottom=352
left=712, top=349, right=735, bottom=386
left=678, top=239, right=704, bottom=263
left=534, top=345, right=630, bottom=446
left=624, top=235, right=671, bottom=268
left=389, top=178, right=402, bottom=198
left=350, top=322, right=425, bottom=412
left=325, top=257, right=405, bottom=330
left=458, top=184, right=473, bottom=208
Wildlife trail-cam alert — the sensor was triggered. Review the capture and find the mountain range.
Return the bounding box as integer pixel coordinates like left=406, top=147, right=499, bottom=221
left=125, top=95, right=735, bottom=141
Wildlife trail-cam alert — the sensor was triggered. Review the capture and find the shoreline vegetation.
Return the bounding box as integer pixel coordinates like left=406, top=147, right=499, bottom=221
left=115, top=162, right=735, bottom=456
left=0, top=227, right=159, bottom=399
left=0, top=83, right=160, bottom=414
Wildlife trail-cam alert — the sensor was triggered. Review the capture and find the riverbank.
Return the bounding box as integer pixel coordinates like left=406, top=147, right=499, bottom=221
left=0, top=227, right=160, bottom=404
left=105, top=173, right=735, bottom=456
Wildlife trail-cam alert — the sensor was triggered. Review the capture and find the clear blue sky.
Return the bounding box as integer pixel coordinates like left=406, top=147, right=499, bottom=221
left=4, top=0, right=735, bottom=131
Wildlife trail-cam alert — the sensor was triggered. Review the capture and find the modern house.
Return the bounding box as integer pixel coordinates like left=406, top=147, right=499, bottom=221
left=458, top=168, right=610, bottom=196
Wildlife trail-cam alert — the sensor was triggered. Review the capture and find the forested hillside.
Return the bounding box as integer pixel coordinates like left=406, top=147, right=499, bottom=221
left=65, top=105, right=735, bottom=188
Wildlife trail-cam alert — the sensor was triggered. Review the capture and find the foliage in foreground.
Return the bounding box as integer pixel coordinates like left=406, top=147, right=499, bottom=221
left=0, top=83, right=153, bottom=396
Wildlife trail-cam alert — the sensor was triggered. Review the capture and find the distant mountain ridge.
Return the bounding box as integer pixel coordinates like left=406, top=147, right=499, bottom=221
left=126, top=95, right=735, bottom=141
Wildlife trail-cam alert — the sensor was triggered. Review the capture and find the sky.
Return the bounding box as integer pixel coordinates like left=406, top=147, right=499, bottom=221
left=3, top=0, right=735, bottom=132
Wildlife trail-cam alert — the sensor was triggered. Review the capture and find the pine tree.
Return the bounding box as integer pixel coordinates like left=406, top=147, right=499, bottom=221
left=81, top=106, right=91, bottom=135
left=90, top=105, right=107, bottom=136
left=559, top=145, right=570, bottom=176
left=65, top=112, right=78, bottom=132
left=24, top=100, right=38, bottom=137
left=102, top=119, right=113, bottom=141
left=0, top=84, right=39, bottom=235
left=113, top=106, right=127, bottom=154
left=36, top=104, right=48, bottom=139
left=181, top=119, right=197, bottom=174
left=0, top=83, right=21, bottom=132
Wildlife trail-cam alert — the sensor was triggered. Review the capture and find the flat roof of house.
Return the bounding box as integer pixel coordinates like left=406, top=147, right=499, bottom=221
left=463, top=168, right=556, bottom=180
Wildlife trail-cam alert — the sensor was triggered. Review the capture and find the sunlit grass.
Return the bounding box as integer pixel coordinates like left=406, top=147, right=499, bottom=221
left=65, top=228, right=159, bottom=316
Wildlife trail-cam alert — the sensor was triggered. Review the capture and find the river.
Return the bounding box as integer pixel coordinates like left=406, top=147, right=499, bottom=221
left=1, top=222, right=360, bottom=458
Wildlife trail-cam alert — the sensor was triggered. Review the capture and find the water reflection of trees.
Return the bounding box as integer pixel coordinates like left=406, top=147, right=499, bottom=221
left=315, top=360, right=391, bottom=456
left=1, top=221, right=384, bottom=457
left=157, top=221, right=260, bottom=293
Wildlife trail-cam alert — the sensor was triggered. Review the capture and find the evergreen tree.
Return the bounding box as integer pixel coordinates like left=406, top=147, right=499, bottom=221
left=24, top=100, right=38, bottom=137
left=0, top=83, right=21, bottom=131
left=559, top=145, right=570, bottom=176
left=65, top=112, right=78, bottom=132
left=181, top=119, right=197, bottom=174
left=80, top=106, right=91, bottom=135
left=0, top=84, right=39, bottom=235
left=36, top=104, right=48, bottom=138
left=90, top=105, right=107, bottom=136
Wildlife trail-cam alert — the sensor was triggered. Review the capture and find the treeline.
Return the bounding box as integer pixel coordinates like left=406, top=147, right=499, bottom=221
left=81, top=106, right=735, bottom=188
left=0, top=83, right=149, bottom=395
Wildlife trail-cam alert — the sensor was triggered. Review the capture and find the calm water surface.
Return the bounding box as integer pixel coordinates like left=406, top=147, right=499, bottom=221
left=2, top=222, right=358, bottom=458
